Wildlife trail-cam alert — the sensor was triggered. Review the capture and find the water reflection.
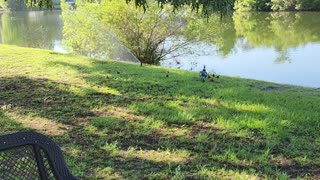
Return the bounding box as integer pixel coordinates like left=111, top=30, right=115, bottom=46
left=163, top=12, right=320, bottom=87
left=183, top=12, right=237, bottom=57
left=182, top=12, right=320, bottom=63
left=233, top=12, right=320, bottom=62
left=0, top=11, right=64, bottom=51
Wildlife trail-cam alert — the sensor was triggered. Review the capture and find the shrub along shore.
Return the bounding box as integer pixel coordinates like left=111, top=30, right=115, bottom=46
left=1, top=44, right=320, bottom=179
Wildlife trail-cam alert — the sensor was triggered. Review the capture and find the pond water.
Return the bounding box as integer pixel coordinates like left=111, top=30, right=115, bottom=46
left=0, top=11, right=66, bottom=52
left=1, top=11, right=320, bottom=88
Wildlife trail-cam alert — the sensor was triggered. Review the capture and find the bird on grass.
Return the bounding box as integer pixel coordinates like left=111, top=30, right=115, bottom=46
left=199, top=66, right=208, bottom=82
left=166, top=71, right=169, bottom=77
left=212, top=73, right=220, bottom=79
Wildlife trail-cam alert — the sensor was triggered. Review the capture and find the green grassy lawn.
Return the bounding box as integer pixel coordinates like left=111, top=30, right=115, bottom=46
left=1, top=44, right=320, bottom=179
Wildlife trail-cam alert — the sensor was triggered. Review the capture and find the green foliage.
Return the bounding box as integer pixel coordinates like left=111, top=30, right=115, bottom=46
left=62, top=0, right=200, bottom=64
left=296, top=0, right=320, bottom=10
left=235, top=0, right=320, bottom=11
left=0, top=0, right=8, bottom=9
left=271, top=0, right=297, bottom=11
left=255, top=0, right=272, bottom=10
left=6, top=0, right=319, bottom=14
left=61, top=3, right=113, bottom=57
left=24, top=0, right=53, bottom=9
left=234, top=0, right=271, bottom=11
left=125, top=0, right=234, bottom=17
left=22, top=0, right=233, bottom=17
left=234, top=0, right=257, bottom=11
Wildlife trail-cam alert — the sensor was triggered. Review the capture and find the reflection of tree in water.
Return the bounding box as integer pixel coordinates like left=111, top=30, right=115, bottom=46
left=7, top=0, right=27, bottom=11
left=24, top=25, right=49, bottom=49
left=274, top=50, right=291, bottom=64
left=1, top=11, right=62, bottom=50
left=183, top=11, right=320, bottom=61
left=183, top=13, right=237, bottom=57
left=233, top=12, right=320, bottom=62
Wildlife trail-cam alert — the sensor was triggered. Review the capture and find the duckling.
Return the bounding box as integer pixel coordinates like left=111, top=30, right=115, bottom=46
left=1, top=104, right=12, bottom=111
left=166, top=71, right=169, bottom=78
left=1, top=105, right=6, bottom=111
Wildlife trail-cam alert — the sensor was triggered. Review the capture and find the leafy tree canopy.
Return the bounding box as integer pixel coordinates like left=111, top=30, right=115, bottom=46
left=126, top=0, right=234, bottom=16
left=20, top=0, right=233, bottom=16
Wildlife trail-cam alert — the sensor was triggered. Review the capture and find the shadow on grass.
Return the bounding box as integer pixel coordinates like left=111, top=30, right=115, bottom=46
left=1, top=57, right=320, bottom=178
left=0, top=76, right=124, bottom=124
left=49, top=59, right=320, bottom=178
left=0, top=111, right=29, bottom=135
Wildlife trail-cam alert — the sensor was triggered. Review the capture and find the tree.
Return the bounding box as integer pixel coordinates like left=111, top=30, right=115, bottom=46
left=234, top=0, right=271, bottom=11
left=127, top=0, right=234, bottom=16
left=62, top=0, right=201, bottom=65
left=25, top=0, right=233, bottom=16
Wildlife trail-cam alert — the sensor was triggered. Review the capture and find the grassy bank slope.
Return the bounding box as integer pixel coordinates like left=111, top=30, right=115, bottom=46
left=1, top=44, right=320, bottom=179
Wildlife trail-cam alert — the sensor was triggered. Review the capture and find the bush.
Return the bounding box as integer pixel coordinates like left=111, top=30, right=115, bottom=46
left=62, top=0, right=195, bottom=65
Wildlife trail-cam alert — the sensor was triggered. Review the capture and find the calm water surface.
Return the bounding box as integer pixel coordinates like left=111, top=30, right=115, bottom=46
left=0, top=11, right=66, bottom=52
left=1, top=11, right=320, bottom=87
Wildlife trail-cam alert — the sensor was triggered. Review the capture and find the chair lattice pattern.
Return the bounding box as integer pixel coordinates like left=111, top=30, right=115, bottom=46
left=40, top=149, right=57, bottom=180
left=0, top=145, right=40, bottom=180
left=0, top=132, right=77, bottom=180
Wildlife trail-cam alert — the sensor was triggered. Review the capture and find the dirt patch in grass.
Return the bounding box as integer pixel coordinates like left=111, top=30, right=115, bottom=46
left=6, top=111, right=71, bottom=136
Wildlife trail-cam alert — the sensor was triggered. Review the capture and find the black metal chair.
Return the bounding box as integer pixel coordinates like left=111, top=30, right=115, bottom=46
left=0, top=131, right=78, bottom=180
